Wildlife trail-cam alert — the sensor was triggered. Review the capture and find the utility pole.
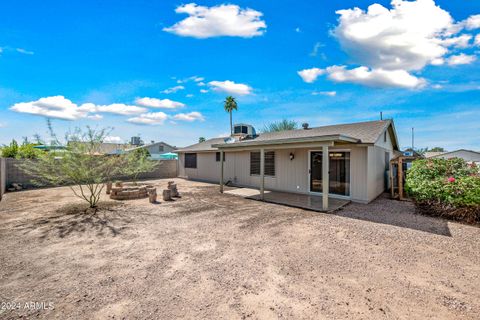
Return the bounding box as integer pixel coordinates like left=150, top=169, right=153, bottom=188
left=411, top=127, right=415, bottom=151
left=380, top=111, right=383, bottom=120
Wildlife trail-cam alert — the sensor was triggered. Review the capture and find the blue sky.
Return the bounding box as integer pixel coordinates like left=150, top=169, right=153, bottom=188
left=1, top=0, right=479, bottom=150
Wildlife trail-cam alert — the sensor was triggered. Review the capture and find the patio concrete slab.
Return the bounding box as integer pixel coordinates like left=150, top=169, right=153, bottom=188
left=225, top=188, right=349, bottom=213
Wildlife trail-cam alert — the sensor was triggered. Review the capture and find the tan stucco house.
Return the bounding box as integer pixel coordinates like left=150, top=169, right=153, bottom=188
left=425, top=149, right=480, bottom=163
left=176, top=120, right=399, bottom=207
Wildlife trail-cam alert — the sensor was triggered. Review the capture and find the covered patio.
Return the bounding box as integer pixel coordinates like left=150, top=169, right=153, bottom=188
left=214, top=135, right=359, bottom=211
left=225, top=188, right=350, bottom=213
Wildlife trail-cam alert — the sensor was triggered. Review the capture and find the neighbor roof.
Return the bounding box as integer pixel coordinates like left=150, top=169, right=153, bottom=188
left=176, top=120, right=397, bottom=152
left=427, top=149, right=480, bottom=158
left=126, top=141, right=176, bottom=152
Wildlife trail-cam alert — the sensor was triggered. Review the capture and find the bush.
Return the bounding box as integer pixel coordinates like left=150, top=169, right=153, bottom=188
left=1, top=140, right=19, bottom=158
left=16, top=144, right=42, bottom=159
left=406, top=158, right=480, bottom=224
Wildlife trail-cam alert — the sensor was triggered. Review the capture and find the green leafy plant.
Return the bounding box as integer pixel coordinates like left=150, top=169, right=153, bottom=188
left=263, top=119, right=298, bottom=132
left=19, top=126, right=126, bottom=208
left=1, top=140, right=19, bottom=158
left=121, top=148, right=159, bottom=184
left=406, top=158, right=480, bottom=223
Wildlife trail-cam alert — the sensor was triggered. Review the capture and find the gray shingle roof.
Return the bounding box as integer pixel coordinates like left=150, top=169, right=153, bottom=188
left=176, top=120, right=394, bottom=152
left=176, top=137, right=227, bottom=153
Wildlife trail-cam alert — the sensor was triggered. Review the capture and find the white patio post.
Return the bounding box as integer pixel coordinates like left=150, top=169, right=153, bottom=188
left=322, top=145, right=329, bottom=210
left=220, top=150, right=224, bottom=193
left=260, top=148, right=265, bottom=200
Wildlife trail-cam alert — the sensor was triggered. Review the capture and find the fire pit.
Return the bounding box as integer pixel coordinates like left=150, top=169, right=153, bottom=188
left=109, top=182, right=156, bottom=200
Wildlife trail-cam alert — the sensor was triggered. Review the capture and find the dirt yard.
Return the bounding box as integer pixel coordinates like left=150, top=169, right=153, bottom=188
left=0, top=179, right=479, bottom=319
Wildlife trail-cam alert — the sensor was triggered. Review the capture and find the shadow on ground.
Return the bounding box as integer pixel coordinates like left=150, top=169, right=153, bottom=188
left=13, top=201, right=131, bottom=239
left=336, top=194, right=452, bottom=237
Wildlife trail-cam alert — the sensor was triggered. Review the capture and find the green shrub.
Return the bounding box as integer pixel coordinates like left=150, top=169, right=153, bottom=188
left=16, top=144, right=42, bottom=159
left=406, top=158, right=480, bottom=223
left=1, top=140, right=19, bottom=158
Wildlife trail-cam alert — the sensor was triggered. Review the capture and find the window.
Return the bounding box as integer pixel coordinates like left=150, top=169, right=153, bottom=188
left=384, top=131, right=387, bottom=142
left=184, top=153, right=197, bottom=168
left=242, top=126, right=248, bottom=134
left=234, top=126, right=242, bottom=134
left=215, top=152, right=226, bottom=162
left=159, top=145, right=164, bottom=152
left=250, top=151, right=275, bottom=176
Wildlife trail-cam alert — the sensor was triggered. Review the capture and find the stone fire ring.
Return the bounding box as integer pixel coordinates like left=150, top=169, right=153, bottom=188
left=110, top=183, right=156, bottom=201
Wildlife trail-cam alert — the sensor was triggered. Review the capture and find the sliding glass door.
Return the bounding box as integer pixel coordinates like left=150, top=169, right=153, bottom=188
left=310, top=151, right=351, bottom=196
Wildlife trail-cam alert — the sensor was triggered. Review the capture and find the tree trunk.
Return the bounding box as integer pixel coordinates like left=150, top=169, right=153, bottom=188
left=230, top=111, right=233, bottom=136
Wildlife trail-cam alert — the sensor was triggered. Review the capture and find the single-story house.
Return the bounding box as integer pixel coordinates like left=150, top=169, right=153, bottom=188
left=176, top=120, right=399, bottom=208
left=425, top=149, right=480, bottom=163
left=125, top=141, right=177, bottom=160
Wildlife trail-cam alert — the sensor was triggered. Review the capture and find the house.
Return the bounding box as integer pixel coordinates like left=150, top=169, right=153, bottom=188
left=126, top=141, right=177, bottom=160
left=68, top=142, right=130, bottom=155
left=176, top=120, right=399, bottom=208
left=425, top=149, right=480, bottom=163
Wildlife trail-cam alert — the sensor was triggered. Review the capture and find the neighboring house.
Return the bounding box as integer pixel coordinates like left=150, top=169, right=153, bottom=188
left=176, top=120, right=399, bottom=204
left=126, top=141, right=177, bottom=160
left=425, top=149, right=480, bottom=163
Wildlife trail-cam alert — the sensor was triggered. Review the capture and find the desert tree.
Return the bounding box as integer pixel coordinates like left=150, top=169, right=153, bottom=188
left=21, top=126, right=124, bottom=208
left=121, top=148, right=160, bottom=184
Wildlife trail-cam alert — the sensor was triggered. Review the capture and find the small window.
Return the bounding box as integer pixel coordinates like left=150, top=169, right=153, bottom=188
left=215, top=152, right=226, bottom=162
left=184, top=153, right=197, bottom=168
left=250, top=152, right=260, bottom=175
left=234, top=126, right=242, bottom=134
left=384, top=131, right=387, bottom=142
left=250, top=151, right=275, bottom=176
left=159, top=145, right=164, bottom=152
left=242, top=126, right=248, bottom=134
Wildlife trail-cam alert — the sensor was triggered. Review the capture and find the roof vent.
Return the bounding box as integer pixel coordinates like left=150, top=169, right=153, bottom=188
left=302, top=123, right=309, bottom=130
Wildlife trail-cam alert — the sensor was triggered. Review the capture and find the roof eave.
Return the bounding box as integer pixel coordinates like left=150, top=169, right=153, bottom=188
left=213, top=134, right=360, bottom=150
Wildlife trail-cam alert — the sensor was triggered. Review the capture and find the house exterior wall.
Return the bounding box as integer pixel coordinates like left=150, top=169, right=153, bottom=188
left=179, top=144, right=375, bottom=202
left=145, top=143, right=176, bottom=155
left=366, top=127, right=395, bottom=201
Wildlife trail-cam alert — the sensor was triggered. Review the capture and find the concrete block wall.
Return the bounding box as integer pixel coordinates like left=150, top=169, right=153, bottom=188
left=3, top=158, right=178, bottom=191
left=0, top=158, right=6, bottom=201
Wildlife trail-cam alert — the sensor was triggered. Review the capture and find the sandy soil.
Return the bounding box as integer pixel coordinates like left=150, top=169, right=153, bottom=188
left=0, top=178, right=479, bottom=319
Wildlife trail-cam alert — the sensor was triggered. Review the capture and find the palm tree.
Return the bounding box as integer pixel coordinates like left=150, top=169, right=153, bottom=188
left=224, top=96, right=238, bottom=136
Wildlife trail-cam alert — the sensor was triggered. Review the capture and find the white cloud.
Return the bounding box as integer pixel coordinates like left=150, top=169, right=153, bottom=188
left=16, top=48, right=34, bottom=55
left=464, top=14, right=480, bottom=30
left=162, top=85, right=185, bottom=94
left=312, top=91, right=337, bottom=97
left=310, top=42, right=324, bottom=57
left=475, top=34, right=480, bottom=46
left=200, top=89, right=209, bottom=93
left=87, top=114, right=103, bottom=120
left=326, top=65, right=427, bottom=89
left=135, top=97, right=185, bottom=109
left=192, top=76, right=204, bottom=82
left=299, top=0, right=479, bottom=89
left=297, top=68, right=325, bottom=83
left=91, top=103, right=147, bottom=116
left=127, top=112, right=168, bottom=125
left=186, top=94, right=194, bottom=98
left=295, top=27, right=301, bottom=33
left=10, top=96, right=147, bottom=120
left=197, top=81, right=206, bottom=86
left=446, top=53, right=477, bottom=65
left=104, top=136, right=123, bottom=143
left=208, top=80, right=252, bottom=95
left=172, top=111, right=205, bottom=122
left=10, top=96, right=89, bottom=120
left=163, top=3, right=266, bottom=38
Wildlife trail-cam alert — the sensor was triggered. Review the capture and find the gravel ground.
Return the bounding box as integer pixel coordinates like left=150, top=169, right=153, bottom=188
left=0, top=178, right=479, bottom=319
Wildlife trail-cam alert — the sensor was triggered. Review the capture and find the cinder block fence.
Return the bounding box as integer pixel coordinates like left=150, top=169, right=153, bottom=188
left=0, top=158, right=178, bottom=201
